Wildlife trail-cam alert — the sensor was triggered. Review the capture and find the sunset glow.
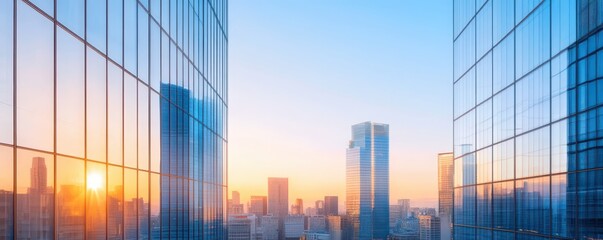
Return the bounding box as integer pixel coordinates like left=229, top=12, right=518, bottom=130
left=87, top=172, right=103, bottom=191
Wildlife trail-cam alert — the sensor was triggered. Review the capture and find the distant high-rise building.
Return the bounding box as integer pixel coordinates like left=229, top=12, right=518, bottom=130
left=315, top=200, right=325, bottom=216
left=437, top=153, right=453, bottom=240
left=390, top=205, right=402, bottom=231
left=390, top=199, right=411, bottom=233
left=268, top=177, right=288, bottom=239
left=305, top=207, right=317, bottom=217
left=261, top=215, right=279, bottom=240
left=345, top=122, right=390, bottom=239
left=268, top=178, right=289, bottom=218
left=323, top=196, right=338, bottom=216
left=29, top=157, right=48, bottom=192
left=229, top=202, right=245, bottom=215
left=229, top=191, right=245, bottom=215
left=0, top=189, right=12, bottom=239
left=17, top=157, right=53, bottom=239
left=250, top=196, right=268, bottom=217
left=308, top=215, right=327, bottom=232
left=229, top=214, right=261, bottom=240
left=398, top=199, right=410, bottom=218
left=419, top=215, right=440, bottom=240
left=284, top=215, right=305, bottom=240
left=233, top=191, right=241, bottom=205
left=326, top=216, right=342, bottom=240
left=291, top=198, right=304, bottom=215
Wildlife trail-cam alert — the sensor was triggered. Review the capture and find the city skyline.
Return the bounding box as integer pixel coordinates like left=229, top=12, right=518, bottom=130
left=229, top=0, right=452, bottom=209
left=11, top=0, right=602, bottom=240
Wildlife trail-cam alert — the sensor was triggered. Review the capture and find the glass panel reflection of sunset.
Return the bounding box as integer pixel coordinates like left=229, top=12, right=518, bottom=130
left=0, top=0, right=228, bottom=239
left=453, top=0, right=603, bottom=238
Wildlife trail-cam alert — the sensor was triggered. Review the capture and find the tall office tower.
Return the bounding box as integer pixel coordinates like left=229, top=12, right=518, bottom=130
left=229, top=191, right=245, bottom=215
left=389, top=205, right=402, bottom=231
left=0, top=0, right=228, bottom=239
left=419, top=215, right=440, bottom=240
left=291, top=198, right=304, bottom=215
left=326, top=216, right=342, bottom=240
left=233, top=191, right=241, bottom=205
left=250, top=196, right=268, bottom=217
left=315, top=200, right=325, bottom=215
left=324, top=196, right=339, bottom=216
left=230, top=203, right=245, bottom=215
left=437, top=153, right=453, bottom=240
left=284, top=215, right=305, bottom=240
left=268, top=178, right=289, bottom=218
left=453, top=0, right=603, bottom=238
left=345, top=122, right=390, bottom=239
left=398, top=199, right=410, bottom=217
left=268, top=177, right=288, bottom=239
left=390, top=199, right=411, bottom=232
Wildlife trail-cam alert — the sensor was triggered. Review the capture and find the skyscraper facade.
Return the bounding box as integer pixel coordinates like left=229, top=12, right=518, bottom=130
left=291, top=198, right=304, bottom=215
left=390, top=199, right=410, bottom=233
left=250, top=196, right=268, bottom=217
left=233, top=191, right=241, bottom=205
left=419, top=215, right=440, bottom=240
left=345, top=121, right=390, bottom=240
left=0, top=0, right=227, bottom=239
left=324, top=196, right=339, bottom=216
left=315, top=200, right=325, bottom=216
left=437, top=153, right=452, bottom=240
left=453, top=0, right=603, bottom=238
left=268, top=177, right=288, bottom=239
left=268, top=178, right=289, bottom=218
left=326, top=216, right=343, bottom=240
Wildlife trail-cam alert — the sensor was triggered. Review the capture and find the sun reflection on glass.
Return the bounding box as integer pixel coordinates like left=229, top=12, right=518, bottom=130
left=87, top=172, right=103, bottom=190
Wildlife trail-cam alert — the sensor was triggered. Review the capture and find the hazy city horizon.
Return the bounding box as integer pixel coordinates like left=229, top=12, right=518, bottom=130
left=2, top=0, right=602, bottom=239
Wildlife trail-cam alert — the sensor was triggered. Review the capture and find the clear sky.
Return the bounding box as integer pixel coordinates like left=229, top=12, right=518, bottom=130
left=229, top=0, right=453, bottom=210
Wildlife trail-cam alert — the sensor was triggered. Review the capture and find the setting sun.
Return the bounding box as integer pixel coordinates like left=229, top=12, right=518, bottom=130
left=87, top=172, right=103, bottom=191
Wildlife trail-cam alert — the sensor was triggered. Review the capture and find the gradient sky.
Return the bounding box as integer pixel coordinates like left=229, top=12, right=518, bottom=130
left=229, top=0, right=452, bottom=210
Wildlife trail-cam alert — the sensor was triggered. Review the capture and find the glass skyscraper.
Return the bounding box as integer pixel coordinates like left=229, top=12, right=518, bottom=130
left=453, top=0, right=603, bottom=239
left=438, top=152, right=453, bottom=240
left=345, top=122, right=389, bottom=240
left=0, top=0, right=227, bottom=239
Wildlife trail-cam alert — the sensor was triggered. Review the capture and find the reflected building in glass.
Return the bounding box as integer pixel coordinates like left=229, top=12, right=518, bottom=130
left=0, top=0, right=227, bottom=239
left=345, top=122, right=389, bottom=240
left=453, top=0, right=603, bottom=238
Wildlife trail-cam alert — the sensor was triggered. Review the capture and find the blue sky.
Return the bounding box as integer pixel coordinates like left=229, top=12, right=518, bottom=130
left=229, top=0, right=453, bottom=208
